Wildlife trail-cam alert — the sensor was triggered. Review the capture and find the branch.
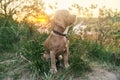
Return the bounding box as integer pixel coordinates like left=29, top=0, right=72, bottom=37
left=10, top=0, right=24, bottom=14
left=20, top=53, right=32, bottom=64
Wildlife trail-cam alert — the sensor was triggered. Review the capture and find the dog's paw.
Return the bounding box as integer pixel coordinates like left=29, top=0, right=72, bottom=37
left=50, top=68, right=57, bottom=74
left=65, top=64, right=70, bottom=69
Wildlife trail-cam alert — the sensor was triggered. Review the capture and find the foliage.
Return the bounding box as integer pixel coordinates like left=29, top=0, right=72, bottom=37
left=68, top=36, right=92, bottom=76
left=0, top=17, right=19, bottom=52
left=20, top=32, right=49, bottom=76
left=42, top=72, right=73, bottom=80
left=0, top=2, right=120, bottom=79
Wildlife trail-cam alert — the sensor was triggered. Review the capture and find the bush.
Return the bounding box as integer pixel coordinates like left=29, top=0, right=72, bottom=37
left=87, top=42, right=113, bottom=63
left=0, top=18, right=20, bottom=52
left=20, top=31, right=49, bottom=77
left=69, top=37, right=91, bottom=76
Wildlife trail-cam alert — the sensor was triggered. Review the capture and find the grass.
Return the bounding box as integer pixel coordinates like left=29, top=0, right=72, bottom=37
left=0, top=17, right=120, bottom=80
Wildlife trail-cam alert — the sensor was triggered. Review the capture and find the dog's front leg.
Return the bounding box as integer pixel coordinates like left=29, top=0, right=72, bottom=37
left=64, top=40, right=70, bottom=69
left=50, top=51, right=57, bottom=73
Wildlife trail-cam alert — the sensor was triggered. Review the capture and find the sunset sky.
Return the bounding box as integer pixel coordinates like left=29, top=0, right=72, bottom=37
left=43, top=0, right=120, bottom=16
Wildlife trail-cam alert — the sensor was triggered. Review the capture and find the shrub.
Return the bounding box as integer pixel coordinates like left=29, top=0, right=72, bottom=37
left=20, top=31, right=49, bottom=77
left=0, top=18, right=20, bottom=52
left=69, top=37, right=91, bottom=76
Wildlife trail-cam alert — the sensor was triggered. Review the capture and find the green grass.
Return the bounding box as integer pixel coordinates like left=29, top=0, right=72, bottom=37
left=0, top=16, right=120, bottom=80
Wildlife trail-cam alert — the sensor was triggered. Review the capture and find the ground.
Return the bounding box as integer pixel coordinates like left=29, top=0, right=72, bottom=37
left=75, top=67, right=120, bottom=80
left=75, top=62, right=120, bottom=80
left=1, top=53, right=120, bottom=80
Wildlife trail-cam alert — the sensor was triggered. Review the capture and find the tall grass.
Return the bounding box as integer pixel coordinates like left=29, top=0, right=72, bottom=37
left=0, top=16, right=120, bottom=80
left=69, top=37, right=91, bottom=76
left=0, top=16, right=89, bottom=80
left=20, top=32, right=49, bottom=77
left=0, top=17, right=20, bottom=52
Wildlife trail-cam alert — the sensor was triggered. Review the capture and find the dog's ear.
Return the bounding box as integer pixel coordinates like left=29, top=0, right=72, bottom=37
left=67, top=14, right=76, bottom=26
left=53, top=10, right=70, bottom=29
left=53, top=15, right=65, bottom=29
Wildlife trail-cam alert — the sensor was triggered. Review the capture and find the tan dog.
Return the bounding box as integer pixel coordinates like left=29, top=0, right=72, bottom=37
left=43, top=10, right=76, bottom=73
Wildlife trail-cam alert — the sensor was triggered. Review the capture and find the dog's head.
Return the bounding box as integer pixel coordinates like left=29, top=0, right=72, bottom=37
left=53, top=10, right=76, bottom=30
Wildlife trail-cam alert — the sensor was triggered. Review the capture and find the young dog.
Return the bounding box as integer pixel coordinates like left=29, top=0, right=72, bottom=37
left=43, top=10, right=77, bottom=73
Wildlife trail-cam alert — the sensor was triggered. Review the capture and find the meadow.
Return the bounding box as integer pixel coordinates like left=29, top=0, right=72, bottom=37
left=0, top=14, right=120, bottom=80
left=0, top=0, right=120, bottom=80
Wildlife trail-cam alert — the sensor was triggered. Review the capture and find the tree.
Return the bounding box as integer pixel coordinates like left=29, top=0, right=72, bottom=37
left=0, top=0, right=25, bottom=18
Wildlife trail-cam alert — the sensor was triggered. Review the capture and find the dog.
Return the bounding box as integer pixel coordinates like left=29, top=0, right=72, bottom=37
left=43, top=10, right=77, bottom=73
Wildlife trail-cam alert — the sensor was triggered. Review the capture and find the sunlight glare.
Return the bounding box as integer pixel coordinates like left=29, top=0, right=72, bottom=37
left=27, top=15, right=48, bottom=25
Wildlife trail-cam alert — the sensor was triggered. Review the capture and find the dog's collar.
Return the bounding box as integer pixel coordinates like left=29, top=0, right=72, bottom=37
left=53, top=29, right=66, bottom=37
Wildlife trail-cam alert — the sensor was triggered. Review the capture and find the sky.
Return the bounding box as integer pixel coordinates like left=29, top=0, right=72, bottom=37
left=43, top=0, right=120, bottom=16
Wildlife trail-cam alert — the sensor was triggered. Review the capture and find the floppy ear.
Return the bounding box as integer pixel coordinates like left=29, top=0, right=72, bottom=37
left=67, top=15, right=76, bottom=26
left=53, top=10, right=70, bottom=29
left=53, top=15, right=66, bottom=29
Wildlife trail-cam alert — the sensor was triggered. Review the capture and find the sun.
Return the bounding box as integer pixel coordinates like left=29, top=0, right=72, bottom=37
left=27, top=15, right=49, bottom=25
left=36, top=15, right=48, bottom=24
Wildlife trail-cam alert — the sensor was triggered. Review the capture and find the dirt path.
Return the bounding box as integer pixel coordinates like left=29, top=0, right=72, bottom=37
left=86, top=68, right=120, bottom=80
left=75, top=65, right=120, bottom=80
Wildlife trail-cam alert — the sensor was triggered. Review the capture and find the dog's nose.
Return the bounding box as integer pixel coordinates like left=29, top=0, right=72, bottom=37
left=58, top=55, right=63, bottom=60
left=73, top=15, right=79, bottom=25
